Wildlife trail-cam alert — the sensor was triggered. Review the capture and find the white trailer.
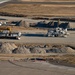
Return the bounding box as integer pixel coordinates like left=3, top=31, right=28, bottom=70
left=0, top=31, right=21, bottom=40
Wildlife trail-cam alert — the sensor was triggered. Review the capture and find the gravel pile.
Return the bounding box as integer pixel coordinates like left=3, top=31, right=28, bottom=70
left=46, top=47, right=75, bottom=53
left=13, top=46, right=31, bottom=54
left=60, top=47, right=75, bottom=53
left=0, top=43, right=74, bottom=54
left=30, top=47, right=46, bottom=54
left=0, top=43, right=17, bottom=54
left=46, top=48, right=66, bottom=53
left=66, top=47, right=75, bottom=53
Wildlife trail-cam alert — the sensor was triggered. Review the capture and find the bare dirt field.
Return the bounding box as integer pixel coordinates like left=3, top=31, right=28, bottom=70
left=0, top=1, right=75, bottom=74
left=0, top=3, right=75, bottom=17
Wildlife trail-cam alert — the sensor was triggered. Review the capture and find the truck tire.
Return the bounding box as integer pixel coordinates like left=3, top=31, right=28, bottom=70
left=16, top=37, right=20, bottom=40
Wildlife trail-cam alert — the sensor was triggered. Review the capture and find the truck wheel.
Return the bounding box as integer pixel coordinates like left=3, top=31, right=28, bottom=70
left=52, top=35, right=54, bottom=37
left=63, top=35, right=67, bottom=38
left=18, top=37, right=20, bottom=40
left=55, top=34, right=58, bottom=37
left=16, top=37, right=20, bottom=40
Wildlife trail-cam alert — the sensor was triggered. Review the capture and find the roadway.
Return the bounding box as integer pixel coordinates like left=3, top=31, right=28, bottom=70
left=0, top=36, right=75, bottom=44
left=0, top=31, right=74, bottom=45
left=0, top=61, right=75, bottom=75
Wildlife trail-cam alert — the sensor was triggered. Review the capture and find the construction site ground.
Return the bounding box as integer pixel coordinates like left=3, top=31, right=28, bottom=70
left=0, top=1, right=75, bottom=74
left=0, top=60, right=75, bottom=75
left=1, top=1, right=75, bottom=17
left=0, top=16, right=74, bottom=45
left=0, top=27, right=74, bottom=45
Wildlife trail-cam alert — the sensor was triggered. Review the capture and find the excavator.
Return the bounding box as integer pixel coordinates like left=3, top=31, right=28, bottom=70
left=0, top=27, right=21, bottom=40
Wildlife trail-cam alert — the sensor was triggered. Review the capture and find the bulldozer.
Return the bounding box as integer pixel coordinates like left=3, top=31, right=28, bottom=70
left=0, top=27, right=21, bottom=40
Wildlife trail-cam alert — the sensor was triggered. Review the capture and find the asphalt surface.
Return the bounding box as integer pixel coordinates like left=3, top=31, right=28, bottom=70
left=0, top=61, right=75, bottom=75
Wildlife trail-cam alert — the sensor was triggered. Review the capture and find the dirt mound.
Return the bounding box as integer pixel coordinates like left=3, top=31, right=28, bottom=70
left=0, top=43, right=74, bottom=54
left=46, top=46, right=75, bottom=53
left=13, top=46, right=31, bottom=54
left=54, top=47, right=75, bottom=53
left=46, top=48, right=66, bottom=53
left=30, top=47, right=46, bottom=54
left=0, top=43, right=17, bottom=54
left=66, top=47, right=75, bottom=53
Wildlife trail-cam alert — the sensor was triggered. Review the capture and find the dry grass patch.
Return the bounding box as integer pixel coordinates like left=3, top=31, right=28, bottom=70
left=0, top=4, right=75, bottom=17
left=48, top=54, right=75, bottom=67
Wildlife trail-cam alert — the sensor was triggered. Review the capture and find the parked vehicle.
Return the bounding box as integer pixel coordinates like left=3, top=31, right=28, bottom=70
left=47, top=27, right=69, bottom=38
left=0, top=27, right=21, bottom=40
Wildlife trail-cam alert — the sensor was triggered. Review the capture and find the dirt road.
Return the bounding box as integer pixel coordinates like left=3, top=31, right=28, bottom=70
left=2, top=36, right=75, bottom=44
left=0, top=31, right=74, bottom=44
left=0, top=61, right=75, bottom=75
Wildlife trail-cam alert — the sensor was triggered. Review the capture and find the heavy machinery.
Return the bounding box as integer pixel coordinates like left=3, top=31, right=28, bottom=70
left=47, top=27, right=69, bottom=38
left=0, top=27, right=21, bottom=40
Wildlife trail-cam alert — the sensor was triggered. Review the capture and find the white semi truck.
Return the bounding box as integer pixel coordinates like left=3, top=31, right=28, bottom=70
left=47, top=27, right=69, bottom=38
left=0, top=27, right=21, bottom=40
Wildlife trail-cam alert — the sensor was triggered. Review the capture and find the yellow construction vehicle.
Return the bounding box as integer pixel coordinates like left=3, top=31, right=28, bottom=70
left=0, top=27, right=11, bottom=32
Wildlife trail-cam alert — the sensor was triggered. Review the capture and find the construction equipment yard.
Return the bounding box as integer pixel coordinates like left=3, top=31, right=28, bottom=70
left=0, top=13, right=75, bottom=74
left=0, top=30, right=74, bottom=44
left=0, top=0, right=75, bottom=75
left=0, top=16, right=74, bottom=44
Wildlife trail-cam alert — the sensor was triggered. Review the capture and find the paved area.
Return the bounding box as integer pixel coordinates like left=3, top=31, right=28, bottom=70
left=0, top=61, right=75, bottom=75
